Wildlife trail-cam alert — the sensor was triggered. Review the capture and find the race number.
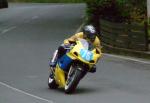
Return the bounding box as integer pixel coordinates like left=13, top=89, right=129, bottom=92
left=80, top=49, right=93, bottom=61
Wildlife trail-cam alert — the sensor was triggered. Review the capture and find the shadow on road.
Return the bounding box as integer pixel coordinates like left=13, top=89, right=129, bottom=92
left=47, top=87, right=100, bottom=95
left=74, top=87, right=99, bottom=94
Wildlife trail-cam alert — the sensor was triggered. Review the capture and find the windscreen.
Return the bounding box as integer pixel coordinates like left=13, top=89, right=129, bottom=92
left=78, top=39, right=94, bottom=61
left=78, top=39, right=89, bottom=49
left=78, top=39, right=94, bottom=50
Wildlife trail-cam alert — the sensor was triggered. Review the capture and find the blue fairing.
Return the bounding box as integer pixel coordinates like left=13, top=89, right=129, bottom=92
left=57, top=54, right=73, bottom=71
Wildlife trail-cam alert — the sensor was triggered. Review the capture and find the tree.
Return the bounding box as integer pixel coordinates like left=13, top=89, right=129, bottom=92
left=84, top=0, right=147, bottom=30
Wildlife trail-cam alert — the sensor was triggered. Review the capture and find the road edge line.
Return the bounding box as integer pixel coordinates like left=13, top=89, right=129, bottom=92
left=104, top=53, right=150, bottom=65
left=0, top=81, right=54, bottom=103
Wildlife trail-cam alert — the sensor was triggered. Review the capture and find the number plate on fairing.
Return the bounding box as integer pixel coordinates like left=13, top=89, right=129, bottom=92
left=80, top=49, right=93, bottom=61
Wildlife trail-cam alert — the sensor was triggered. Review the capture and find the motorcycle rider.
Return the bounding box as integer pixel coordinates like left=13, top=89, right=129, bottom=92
left=49, top=25, right=101, bottom=73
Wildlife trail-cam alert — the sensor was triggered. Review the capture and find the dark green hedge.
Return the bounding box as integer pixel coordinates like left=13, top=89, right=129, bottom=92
left=8, top=0, right=84, bottom=3
left=84, top=0, right=147, bottom=33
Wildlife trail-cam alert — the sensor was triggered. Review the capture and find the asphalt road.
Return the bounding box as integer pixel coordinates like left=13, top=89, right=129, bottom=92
left=0, top=3, right=150, bottom=103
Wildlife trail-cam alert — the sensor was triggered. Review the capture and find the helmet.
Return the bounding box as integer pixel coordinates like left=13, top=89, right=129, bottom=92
left=83, top=25, right=96, bottom=42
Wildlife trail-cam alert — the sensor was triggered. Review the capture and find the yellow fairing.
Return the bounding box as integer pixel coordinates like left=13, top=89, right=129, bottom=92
left=54, top=39, right=102, bottom=88
left=54, top=64, right=66, bottom=88
left=67, top=40, right=102, bottom=65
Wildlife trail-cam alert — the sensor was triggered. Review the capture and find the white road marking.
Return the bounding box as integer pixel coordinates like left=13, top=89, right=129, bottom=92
left=32, top=16, right=39, bottom=20
left=0, top=82, right=54, bottom=103
left=1, top=26, right=17, bottom=34
left=104, top=53, right=150, bottom=65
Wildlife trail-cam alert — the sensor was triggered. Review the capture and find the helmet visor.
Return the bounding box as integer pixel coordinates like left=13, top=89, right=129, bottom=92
left=86, top=33, right=96, bottom=42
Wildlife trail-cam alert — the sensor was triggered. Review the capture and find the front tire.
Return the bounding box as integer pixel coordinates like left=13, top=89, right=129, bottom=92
left=65, top=68, right=85, bottom=94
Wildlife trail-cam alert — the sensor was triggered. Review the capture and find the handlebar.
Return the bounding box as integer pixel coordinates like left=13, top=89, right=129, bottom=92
left=64, top=44, right=75, bottom=50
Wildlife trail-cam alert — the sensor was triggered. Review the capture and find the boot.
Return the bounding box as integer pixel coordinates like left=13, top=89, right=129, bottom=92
left=89, top=65, right=96, bottom=73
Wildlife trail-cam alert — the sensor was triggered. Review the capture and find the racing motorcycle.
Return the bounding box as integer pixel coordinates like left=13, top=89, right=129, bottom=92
left=48, top=38, right=102, bottom=94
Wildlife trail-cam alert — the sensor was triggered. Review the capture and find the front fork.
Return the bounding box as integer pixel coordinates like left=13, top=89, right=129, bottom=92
left=49, top=50, right=58, bottom=67
left=67, top=64, right=88, bottom=81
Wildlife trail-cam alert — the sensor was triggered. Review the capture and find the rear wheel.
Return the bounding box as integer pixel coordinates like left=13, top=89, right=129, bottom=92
left=65, top=66, right=86, bottom=94
left=48, top=68, right=58, bottom=89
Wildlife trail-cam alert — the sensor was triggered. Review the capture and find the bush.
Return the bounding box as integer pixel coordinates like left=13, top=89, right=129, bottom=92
left=85, top=0, right=126, bottom=22
left=84, top=0, right=147, bottom=33
left=84, top=0, right=126, bottom=33
left=8, top=0, right=84, bottom=3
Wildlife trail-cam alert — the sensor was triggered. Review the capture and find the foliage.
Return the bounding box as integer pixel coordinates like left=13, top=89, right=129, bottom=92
left=84, top=0, right=147, bottom=34
left=84, top=0, right=147, bottom=23
left=8, top=0, right=84, bottom=3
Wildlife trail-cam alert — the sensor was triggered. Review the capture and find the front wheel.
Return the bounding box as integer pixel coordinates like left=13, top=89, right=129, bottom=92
left=65, top=66, right=86, bottom=94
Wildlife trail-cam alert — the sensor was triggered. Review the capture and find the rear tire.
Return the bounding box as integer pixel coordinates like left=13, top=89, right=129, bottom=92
left=48, top=68, right=58, bottom=89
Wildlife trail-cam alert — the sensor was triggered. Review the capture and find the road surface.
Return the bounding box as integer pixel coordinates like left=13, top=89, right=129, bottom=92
left=0, top=3, right=150, bottom=103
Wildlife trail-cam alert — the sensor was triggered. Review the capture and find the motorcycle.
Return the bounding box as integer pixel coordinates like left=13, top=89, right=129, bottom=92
left=48, top=38, right=102, bottom=94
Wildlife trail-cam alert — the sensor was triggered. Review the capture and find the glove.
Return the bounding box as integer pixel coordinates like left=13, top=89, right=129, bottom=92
left=64, top=43, right=71, bottom=48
